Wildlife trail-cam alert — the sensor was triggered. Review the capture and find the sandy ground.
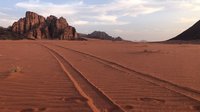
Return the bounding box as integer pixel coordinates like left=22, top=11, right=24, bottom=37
left=54, top=40, right=200, bottom=92
left=0, top=40, right=200, bottom=112
left=0, top=41, right=93, bottom=112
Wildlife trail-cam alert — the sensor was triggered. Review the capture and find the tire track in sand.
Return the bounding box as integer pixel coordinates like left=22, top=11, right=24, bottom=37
left=52, top=44, right=200, bottom=107
left=0, top=43, right=93, bottom=112
left=40, top=44, right=125, bottom=112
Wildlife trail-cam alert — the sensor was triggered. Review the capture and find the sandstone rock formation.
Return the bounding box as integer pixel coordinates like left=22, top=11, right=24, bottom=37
left=11, top=11, right=77, bottom=40
left=169, top=20, right=200, bottom=40
left=0, top=26, right=23, bottom=40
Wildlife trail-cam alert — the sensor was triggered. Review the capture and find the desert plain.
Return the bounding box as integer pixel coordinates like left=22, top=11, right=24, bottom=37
left=0, top=39, right=200, bottom=112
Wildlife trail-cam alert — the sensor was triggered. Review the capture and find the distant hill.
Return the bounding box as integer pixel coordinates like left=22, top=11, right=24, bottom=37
left=169, top=20, right=200, bottom=40
left=85, top=31, right=123, bottom=41
left=87, top=31, right=113, bottom=40
left=114, top=37, right=123, bottom=41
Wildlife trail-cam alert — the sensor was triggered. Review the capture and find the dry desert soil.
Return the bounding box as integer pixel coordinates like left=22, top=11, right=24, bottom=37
left=1, top=40, right=200, bottom=112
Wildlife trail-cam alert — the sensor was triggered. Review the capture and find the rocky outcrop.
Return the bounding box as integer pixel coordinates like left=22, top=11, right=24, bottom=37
left=169, top=20, right=200, bottom=40
left=11, top=11, right=77, bottom=40
left=0, top=26, right=23, bottom=40
left=86, top=31, right=123, bottom=41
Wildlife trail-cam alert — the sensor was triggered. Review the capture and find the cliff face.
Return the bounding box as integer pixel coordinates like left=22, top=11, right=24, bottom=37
left=11, top=11, right=77, bottom=40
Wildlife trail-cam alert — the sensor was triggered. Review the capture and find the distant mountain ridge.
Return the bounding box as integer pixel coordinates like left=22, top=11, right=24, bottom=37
left=169, top=20, right=200, bottom=40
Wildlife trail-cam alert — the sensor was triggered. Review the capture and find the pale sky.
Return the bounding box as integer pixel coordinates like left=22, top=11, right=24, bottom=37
left=0, top=0, right=200, bottom=41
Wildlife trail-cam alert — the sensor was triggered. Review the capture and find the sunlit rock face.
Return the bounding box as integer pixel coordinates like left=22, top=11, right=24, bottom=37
left=12, top=11, right=77, bottom=40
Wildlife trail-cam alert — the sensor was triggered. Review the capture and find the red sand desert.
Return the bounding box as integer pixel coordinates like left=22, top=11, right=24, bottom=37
left=1, top=40, right=200, bottom=112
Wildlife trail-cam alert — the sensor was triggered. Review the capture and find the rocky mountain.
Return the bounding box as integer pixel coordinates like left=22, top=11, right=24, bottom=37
left=87, top=31, right=113, bottom=40
left=169, top=20, right=200, bottom=40
left=86, top=31, right=123, bottom=41
left=2, top=11, right=77, bottom=40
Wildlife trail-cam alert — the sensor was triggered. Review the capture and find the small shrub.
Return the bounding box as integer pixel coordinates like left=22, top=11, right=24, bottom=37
left=10, top=65, right=23, bottom=73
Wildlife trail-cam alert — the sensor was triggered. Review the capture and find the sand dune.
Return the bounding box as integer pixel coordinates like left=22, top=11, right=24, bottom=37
left=0, top=40, right=200, bottom=112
